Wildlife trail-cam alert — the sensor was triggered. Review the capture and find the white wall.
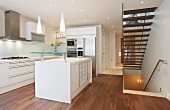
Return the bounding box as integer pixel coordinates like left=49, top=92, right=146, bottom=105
left=108, top=33, right=116, bottom=67
left=0, top=40, right=54, bottom=58
left=116, top=36, right=122, bottom=64
left=141, top=0, right=170, bottom=96
left=0, top=9, right=5, bottom=36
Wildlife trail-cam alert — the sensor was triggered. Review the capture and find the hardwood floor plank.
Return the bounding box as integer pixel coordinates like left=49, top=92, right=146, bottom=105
left=0, top=75, right=169, bottom=110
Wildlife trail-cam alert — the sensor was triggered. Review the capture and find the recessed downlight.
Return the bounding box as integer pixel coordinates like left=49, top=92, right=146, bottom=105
left=84, top=19, right=87, bottom=22
left=112, top=26, right=114, bottom=28
left=49, top=4, right=52, bottom=7
left=51, top=21, right=53, bottom=23
left=81, top=10, right=84, bottom=12
left=72, top=1, right=74, bottom=3
left=67, top=21, right=70, bottom=24
left=107, top=17, right=110, bottom=19
left=141, top=1, right=144, bottom=4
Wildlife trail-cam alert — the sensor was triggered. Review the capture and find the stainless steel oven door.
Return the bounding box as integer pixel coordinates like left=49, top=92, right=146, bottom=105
left=67, top=51, right=77, bottom=57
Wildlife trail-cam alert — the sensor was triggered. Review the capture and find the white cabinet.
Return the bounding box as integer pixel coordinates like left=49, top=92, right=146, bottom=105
left=78, top=27, right=96, bottom=36
left=24, top=22, right=45, bottom=40
left=66, top=28, right=77, bottom=38
left=66, top=27, right=96, bottom=38
left=8, top=61, right=34, bottom=85
left=70, top=64, right=79, bottom=92
left=79, top=61, right=87, bottom=85
left=0, top=63, right=9, bottom=88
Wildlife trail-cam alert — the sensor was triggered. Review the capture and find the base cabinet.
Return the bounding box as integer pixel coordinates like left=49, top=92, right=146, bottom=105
left=0, top=63, right=9, bottom=88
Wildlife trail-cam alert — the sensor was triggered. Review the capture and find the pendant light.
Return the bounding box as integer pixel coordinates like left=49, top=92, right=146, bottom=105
left=60, top=0, right=65, bottom=32
left=37, top=0, right=42, bottom=34
left=60, top=12, right=65, bottom=32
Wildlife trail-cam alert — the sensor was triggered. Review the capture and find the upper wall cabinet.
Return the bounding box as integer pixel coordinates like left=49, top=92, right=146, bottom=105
left=66, top=28, right=78, bottom=38
left=24, top=22, right=45, bottom=40
left=78, top=27, right=96, bottom=36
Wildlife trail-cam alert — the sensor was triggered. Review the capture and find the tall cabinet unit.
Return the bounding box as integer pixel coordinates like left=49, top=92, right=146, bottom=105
left=66, top=26, right=97, bottom=76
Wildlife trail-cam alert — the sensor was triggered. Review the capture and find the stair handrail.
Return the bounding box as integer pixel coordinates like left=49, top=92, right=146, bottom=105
left=143, top=59, right=168, bottom=91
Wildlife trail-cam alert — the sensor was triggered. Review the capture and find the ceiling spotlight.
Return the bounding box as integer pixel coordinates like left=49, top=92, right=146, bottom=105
left=67, top=21, right=70, bottom=24
left=49, top=4, right=52, bottom=7
left=72, top=1, right=74, bottom=2
left=108, top=17, right=110, bottom=19
left=112, top=26, right=114, bottom=27
left=141, top=1, right=144, bottom=4
left=84, top=19, right=87, bottom=22
left=51, top=21, right=53, bottom=23
left=81, top=10, right=84, bottom=12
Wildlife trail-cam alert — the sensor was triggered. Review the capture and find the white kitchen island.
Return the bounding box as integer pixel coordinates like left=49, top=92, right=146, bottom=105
left=35, top=58, right=92, bottom=103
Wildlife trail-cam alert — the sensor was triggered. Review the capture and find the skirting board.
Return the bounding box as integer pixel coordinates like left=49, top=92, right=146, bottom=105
left=0, top=78, right=35, bottom=94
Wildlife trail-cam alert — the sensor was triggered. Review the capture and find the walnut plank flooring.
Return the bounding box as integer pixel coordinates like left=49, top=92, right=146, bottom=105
left=0, top=75, right=170, bottom=110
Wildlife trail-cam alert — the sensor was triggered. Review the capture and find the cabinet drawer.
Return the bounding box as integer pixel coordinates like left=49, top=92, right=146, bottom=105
left=9, top=65, right=34, bottom=76
left=9, top=72, right=34, bottom=85
left=9, top=62, right=34, bottom=68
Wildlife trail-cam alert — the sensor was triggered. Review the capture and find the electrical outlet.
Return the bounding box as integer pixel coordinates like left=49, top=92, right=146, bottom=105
left=160, top=88, right=162, bottom=92
left=166, top=93, right=170, bottom=101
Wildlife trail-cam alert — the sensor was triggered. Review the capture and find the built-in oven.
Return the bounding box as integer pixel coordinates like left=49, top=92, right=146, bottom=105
left=67, top=47, right=77, bottom=57
left=67, top=39, right=77, bottom=47
left=77, top=47, right=84, bottom=57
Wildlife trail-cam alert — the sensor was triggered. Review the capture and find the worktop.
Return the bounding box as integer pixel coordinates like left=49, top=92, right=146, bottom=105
left=35, top=58, right=92, bottom=103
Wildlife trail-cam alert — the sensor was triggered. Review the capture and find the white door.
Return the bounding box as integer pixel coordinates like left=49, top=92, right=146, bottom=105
left=102, top=35, right=107, bottom=72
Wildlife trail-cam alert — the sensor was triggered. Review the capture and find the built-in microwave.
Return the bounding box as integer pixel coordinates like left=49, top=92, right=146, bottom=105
left=67, top=39, right=77, bottom=47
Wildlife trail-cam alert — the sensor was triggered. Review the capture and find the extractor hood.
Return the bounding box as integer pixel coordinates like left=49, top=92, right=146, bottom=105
left=3, top=10, right=27, bottom=41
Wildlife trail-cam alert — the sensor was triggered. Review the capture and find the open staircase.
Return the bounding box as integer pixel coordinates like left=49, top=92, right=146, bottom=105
left=122, top=7, right=157, bottom=70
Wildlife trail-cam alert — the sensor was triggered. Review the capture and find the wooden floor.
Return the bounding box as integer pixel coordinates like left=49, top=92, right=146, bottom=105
left=0, top=75, right=170, bottom=110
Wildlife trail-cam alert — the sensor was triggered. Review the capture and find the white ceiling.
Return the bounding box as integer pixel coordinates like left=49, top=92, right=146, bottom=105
left=0, top=0, right=164, bottom=36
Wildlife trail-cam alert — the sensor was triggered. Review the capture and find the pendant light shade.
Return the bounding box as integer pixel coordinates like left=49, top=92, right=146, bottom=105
left=37, top=16, right=42, bottom=34
left=60, top=12, right=65, bottom=32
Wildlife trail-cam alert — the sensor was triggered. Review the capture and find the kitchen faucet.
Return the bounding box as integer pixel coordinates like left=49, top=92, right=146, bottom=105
left=41, top=49, right=45, bottom=61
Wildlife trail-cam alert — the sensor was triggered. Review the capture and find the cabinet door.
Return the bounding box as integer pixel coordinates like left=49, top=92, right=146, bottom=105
left=70, top=63, right=79, bottom=92
left=78, top=27, right=96, bottom=36
left=0, top=63, right=9, bottom=88
left=66, top=28, right=78, bottom=37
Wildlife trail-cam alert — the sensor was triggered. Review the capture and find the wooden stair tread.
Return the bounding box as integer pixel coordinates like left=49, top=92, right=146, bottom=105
left=123, top=67, right=141, bottom=70
left=124, top=63, right=141, bottom=65
left=123, top=65, right=141, bottom=68
left=123, top=22, right=153, bottom=28
left=124, top=55, right=144, bottom=57
left=124, top=34, right=150, bottom=38
left=124, top=29, right=151, bottom=33
left=124, top=39, right=148, bottom=42
left=124, top=60, right=142, bottom=63
left=124, top=44, right=147, bottom=46
left=123, top=15, right=154, bottom=21
left=123, top=52, right=145, bottom=53
left=123, top=48, right=146, bottom=50
left=124, top=7, right=157, bottom=15
left=124, top=58, right=143, bottom=60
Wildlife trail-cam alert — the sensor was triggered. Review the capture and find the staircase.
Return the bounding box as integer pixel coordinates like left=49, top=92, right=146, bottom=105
left=122, top=7, right=157, bottom=70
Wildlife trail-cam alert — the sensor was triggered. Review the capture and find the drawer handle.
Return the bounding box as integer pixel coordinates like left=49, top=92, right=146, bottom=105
left=9, top=71, right=33, bottom=78
left=9, top=64, right=34, bottom=69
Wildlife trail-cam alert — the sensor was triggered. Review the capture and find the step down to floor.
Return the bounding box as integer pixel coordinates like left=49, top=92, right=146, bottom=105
left=124, top=63, right=142, bottom=65
left=124, top=29, right=151, bottom=33
left=123, top=15, right=155, bottom=21
left=124, top=7, right=157, bottom=15
left=124, top=34, right=150, bottom=38
left=124, top=44, right=147, bottom=46
left=123, top=22, right=153, bottom=28
left=124, top=39, right=148, bottom=42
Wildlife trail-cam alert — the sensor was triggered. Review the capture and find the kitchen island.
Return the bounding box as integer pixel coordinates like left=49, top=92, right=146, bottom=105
left=35, top=58, right=92, bottom=103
